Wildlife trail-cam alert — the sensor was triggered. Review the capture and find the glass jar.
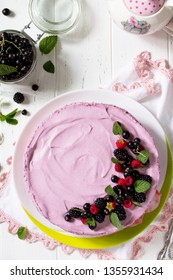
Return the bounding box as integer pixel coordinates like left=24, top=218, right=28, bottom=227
left=0, top=0, right=81, bottom=83
left=29, top=0, right=81, bottom=34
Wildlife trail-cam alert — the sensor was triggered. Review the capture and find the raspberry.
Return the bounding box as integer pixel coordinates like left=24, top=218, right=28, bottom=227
left=139, top=174, right=152, bottom=183
left=113, top=149, right=128, bottom=161
left=68, top=208, right=81, bottom=218
left=13, top=92, right=24, bottom=104
left=131, top=159, right=141, bottom=169
left=94, top=213, right=105, bottom=223
left=133, top=192, right=146, bottom=203
left=115, top=163, right=123, bottom=172
left=117, top=178, right=126, bottom=187
left=81, top=218, right=87, bottom=224
left=116, top=139, right=127, bottom=149
left=125, top=176, right=133, bottom=186
left=94, top=198, right=107, bottom=209
left=90, top=205, right=99, bottom=215
left=123, top=199, right=133, bottom=208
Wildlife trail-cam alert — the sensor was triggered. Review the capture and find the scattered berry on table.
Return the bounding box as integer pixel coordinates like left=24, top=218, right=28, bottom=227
left=13, top=92, right=24, bottom=103
left=68, top=208, right=81, bottom=218
left=2, top=8, right=11, bottom=16
left=94, top=198, right=107, bottom=209
left=116, top=139, right=127, bottom=149
left=21, top=109, right=27, bottom=115
left=32, top=84, right=39, bottom=91
left=115, top=163, right=123, bottom=172
left=131, top=159, right=141, bottom=169
left=133, top=192, right=146, bottom=203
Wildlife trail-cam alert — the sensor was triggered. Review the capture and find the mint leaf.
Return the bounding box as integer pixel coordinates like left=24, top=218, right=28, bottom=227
left=5, top=108, right=18, bottom=118
left=134, top=180, right=151, bottom=193
left=105, top=185, right=117, bottom=197
left=112, top=121, right=123, bottom=135
left=0, top=64, right=17, bottom=76
left=137, top=149, right=149, bottom=164
left=86, top=217, right=96, bottom=227
left=43, top=60, right=55, bottom=73
left=39, top=35, right=58, bottom=54
left=111, top=157, right=120, bottom=164
left=17, top=227, right=27, bottom=240
left=132, top=201, right=142, bottom=207
left=6, top=117, right=18, bottom=125
left=110, top=212, right=122, bottom=229
left=0, top=113, right=6, bottom=121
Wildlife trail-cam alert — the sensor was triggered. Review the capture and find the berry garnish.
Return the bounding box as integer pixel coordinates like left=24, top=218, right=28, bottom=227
left=64, top=214, right=72, bottom=222
left=111, top=175, right=119, bottom=183
left=94, top=198, right=107, bottom=209
left=89, top=205, right=99, bottom=215
left=106, top=201, right=116, bottom=211
left=138, top=174, right=152, bottom=183
left=116, top=139, right=126, bottom=149
left=123, top=199, right=133, bottom=208
left=131, top=159, right=141, bottom=169
left=127, top=141, right=134, bottom=149
left=116, top=197, right=123, bottom=204
left=115, top=163, right=123, bottom=172
left=114, top=205, right=126, bottom=220
left=130, top=170, right=140, bottom=180
left=21, top=109, right=27, bottom=115
left=2, top=8, right=11, bottom=16
left=114, top=149, right=128, bottom=161
left=122, top=131, right=130, bottom=139
left=117, top=178, right=126, bottom=187
left=13, top=92, right=25, bottom=104
left=104, top=195, right=114, bottom=202
left=104, top=208, right=110, bottom=215
left=81, top=211, right=91, bottom=218
left=94, top=213, right=105, bottom=223
left=88, top=224, right=97, bottom=230
left=125, top=176, right=133, bottom=186
left=134, top=138, right=141, bottom=143
left=68, top=208, right=81, bottom=218
left=133, top=192, right=146, bottom=203
left=83, top=203, right=90, bottom=211
left=81, top=218, right=87, bottom=224
left=32, top=84, right=39, bottom=91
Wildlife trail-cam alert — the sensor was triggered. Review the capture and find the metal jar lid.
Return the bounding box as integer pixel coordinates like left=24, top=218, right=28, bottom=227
left=28, top=0, right=81, bottom=34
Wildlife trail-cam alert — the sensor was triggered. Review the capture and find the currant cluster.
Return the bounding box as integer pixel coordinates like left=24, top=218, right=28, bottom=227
left=0, top=31, right=35, bottom=82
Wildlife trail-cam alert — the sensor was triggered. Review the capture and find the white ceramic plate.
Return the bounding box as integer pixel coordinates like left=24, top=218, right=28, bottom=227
left=13, top=89, right=167, bottom=238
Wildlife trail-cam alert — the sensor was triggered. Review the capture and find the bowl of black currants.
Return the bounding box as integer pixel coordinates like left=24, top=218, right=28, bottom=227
left=0, top=30, right=37, bottom=83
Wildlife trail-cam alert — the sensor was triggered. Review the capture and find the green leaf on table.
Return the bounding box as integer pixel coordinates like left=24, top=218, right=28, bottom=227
left=0, top=64, right=17, bottom=76
left=39, top=35, right=58, bottom=54
left=5, top=108, right=18, bottom=118
left=136, top=149, right=149, bottom=164
left=17, top=227, right=27, bottom=240
left=134, top=180, right=151, bottom=193
left=105, top=185, right=117, bottom=197
left=43, top=60, right=55, bottom=73
left=6, top=117, right=18, bottom=125
left=0, top=113, right=6, bottom=121
left=109, top=212, right=122, bottom=229
left=112, top=121, right=123, bottom=135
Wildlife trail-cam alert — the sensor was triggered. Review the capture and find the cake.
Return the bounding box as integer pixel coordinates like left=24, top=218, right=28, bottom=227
left=23, top=102, right=160, bottom=236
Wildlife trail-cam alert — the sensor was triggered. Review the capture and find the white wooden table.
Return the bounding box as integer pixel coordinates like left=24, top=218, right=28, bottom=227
left=0, top=0, right=172, bottom=260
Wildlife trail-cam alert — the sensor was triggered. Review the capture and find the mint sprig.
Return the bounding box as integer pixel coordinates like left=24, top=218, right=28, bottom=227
left=112, top=121, right=123, bottom=135
left=39, top=35, right=58, bottom=54
left=110, top=212, right=122, bottom=229
left=0, top=108, right=18, bottom=125
left=134, top=180, right=151, bottom=193
left=17, top=227, right=27, bottom=240
left=105, top=185, right=117, bottom=197
left=136, top=149, right=149, bottom=164
left=86, top=217, right=96, bottom=227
